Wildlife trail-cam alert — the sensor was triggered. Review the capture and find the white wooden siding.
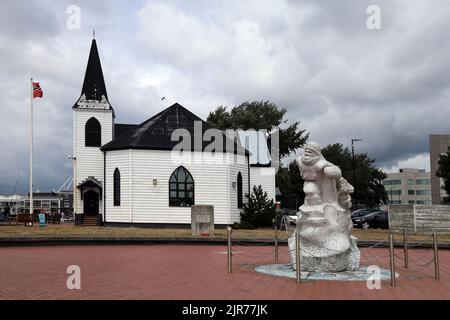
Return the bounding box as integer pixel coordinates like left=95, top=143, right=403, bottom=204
left=105, top=150, right=249, bottom=225
left=229, top=154, right=249, bottom=223
left=74, top=108, right=113, bottom=214
left=104, top=150, right=130, bottom=221
left=250, top=166, right=276, bottom=201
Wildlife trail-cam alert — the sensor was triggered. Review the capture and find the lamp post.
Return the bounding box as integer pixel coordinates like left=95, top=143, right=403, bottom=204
left=68, top=155, right=76, bottom=220
left=390, top=187, right=393, bottom=205
left=352, top=138, right=362, bottom=187
left=351, top=138, right=363, bottom=189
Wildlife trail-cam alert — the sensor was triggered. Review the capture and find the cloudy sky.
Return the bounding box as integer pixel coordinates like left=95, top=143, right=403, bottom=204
left=0, top=0, right=449, bottom=194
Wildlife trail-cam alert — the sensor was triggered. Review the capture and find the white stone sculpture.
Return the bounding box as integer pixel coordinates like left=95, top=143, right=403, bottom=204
left=288, top=142, right=360, bottom=272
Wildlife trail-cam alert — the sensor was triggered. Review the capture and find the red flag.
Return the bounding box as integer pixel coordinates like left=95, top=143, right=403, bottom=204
left=33, top=82, right=43, bottom=98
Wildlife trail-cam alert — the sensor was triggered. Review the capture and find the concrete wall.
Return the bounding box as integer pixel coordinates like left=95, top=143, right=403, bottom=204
left=388, top=204, right=450, bottom=234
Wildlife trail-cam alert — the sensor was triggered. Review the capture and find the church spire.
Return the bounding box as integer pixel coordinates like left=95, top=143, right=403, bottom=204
left=80, top=38, right=108, bottom=101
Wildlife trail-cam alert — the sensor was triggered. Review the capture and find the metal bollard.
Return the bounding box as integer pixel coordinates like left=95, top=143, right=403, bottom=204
left=433, top=233, right=440, bottom=280
left=403, top=228, right=409, bottom=269
left=274, top=221, right=279, bottom=264
left=296, top=231, right=301, bottom=284
left=389, top=234, right=396, bottom=287
left=227, top=226, right=232, bottom=274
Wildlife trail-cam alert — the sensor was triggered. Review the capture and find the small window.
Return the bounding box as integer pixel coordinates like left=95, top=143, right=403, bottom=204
left=389, top=189, right=402, bottom=196
left=85, top=117, right=101, bottom=147
left=114, top=168, right=121, bottom=206
left=237, top=172, right=243, bottom=209
left=169, top=166, right=194, bottom=207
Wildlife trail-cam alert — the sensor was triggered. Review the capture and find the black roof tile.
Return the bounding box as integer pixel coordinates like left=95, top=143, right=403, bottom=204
left=80, top=39, right=108, bottom=101
left=114, top=123, right=138, bottom=139
left=102, top=103, right=249, bottom=155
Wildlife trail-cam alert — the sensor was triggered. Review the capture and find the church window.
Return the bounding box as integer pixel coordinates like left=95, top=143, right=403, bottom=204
left=114, top=168, right=120, bottom=206
left=85, top=117, right=101, bottom=147
left=237, top=172, right=243, bottom=209
left=169, top=166, right=194, bottom=207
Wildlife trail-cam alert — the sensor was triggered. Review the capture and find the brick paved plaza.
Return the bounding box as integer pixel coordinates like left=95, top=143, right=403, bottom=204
left=0, top=245, right=449, bottom=300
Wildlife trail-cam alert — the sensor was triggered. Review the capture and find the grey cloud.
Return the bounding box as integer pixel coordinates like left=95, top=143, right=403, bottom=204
left=1, top=0, right=449, bottom=193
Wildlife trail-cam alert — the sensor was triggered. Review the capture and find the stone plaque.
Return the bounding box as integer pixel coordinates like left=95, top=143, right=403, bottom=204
left=191, top=205, right=214, bottom=236
left=196, top=215, right=210, bottom=223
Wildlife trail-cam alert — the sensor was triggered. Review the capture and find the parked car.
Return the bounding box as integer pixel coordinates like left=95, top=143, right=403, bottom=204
left=352, top=210, right=389, bottom=230
left=351, top=208, right=374, bottom=218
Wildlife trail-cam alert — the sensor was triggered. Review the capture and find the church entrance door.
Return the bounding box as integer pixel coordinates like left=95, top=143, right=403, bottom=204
left=83, top=190, right=99, bottom=215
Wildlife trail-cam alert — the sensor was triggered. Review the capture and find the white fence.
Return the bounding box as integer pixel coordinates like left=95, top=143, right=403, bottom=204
left=388, top=205, right=450, bottom=234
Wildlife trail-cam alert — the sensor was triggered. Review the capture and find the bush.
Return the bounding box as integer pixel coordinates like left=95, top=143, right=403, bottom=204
left=240, top=185, right=276, bottom=228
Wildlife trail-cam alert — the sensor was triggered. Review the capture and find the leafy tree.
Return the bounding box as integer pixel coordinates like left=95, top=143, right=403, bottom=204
left=321, top=143, right=388, bottom=208
left=207, top=101, right=309, bottom=159
left=276, top=162, right=305, bottom=210
left=436, top=147, right=450, bottom=204
left=240, top=185, right=276, bottom=228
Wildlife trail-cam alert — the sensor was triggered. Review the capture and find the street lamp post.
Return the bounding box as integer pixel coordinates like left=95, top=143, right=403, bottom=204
left=351, top=138, right=362, bottom=207
left=68, top=155, right=76, bottom=220
left=390, top=187, right=393, bottom=205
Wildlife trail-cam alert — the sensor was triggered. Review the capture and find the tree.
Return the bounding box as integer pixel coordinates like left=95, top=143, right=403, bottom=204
left=207, top=101, right=309, bottom=159
left=320, top=143, right=387, bottom=208
left=240, top=185, right=276, bottom=228
left=436, top=147, right=450, bottom=204
left=276, top=161, right=305, bottom=210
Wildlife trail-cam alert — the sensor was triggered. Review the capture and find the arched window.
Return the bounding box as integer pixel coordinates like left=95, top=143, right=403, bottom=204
left=113, top=168, right=120, bottom=206
left=85, top=117, right=101, bottom=147
left=169, top=166, right=194, bottom=207
left=237, top=172, right=243, bottom=209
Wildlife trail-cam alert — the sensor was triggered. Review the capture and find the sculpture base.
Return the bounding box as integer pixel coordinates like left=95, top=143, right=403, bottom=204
left=255, top=264, right=399, bottom=281
left=288, top=232, right=361, bottom=272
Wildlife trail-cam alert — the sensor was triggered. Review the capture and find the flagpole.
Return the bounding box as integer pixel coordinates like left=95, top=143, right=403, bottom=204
left=30, top=78, right=33, bottom=218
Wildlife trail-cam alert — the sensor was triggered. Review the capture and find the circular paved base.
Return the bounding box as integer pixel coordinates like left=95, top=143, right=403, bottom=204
left=255, top=263, right=399, bottom=281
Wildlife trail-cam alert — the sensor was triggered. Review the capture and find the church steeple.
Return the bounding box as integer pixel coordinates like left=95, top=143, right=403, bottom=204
left=80, top=38, right=108, bottom=101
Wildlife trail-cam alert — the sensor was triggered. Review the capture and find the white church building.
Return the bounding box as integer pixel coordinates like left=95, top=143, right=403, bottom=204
left=72, top=38, right=276, bottom=227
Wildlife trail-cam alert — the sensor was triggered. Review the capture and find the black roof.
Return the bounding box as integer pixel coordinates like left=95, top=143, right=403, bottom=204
left=102, top=103, right=249, bottom=155
left=81, top=39, right=108, bottom=101
left=76, top=176, right=102, bottom=190
left=73, top=39, right=113, bottom=113
left=26, top=192, right=60, bottom=198
left=114, top=123, right=138, bottom=138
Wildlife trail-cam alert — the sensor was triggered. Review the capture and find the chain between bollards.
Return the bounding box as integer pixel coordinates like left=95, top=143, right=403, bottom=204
left=227, top=226, right=232, bottom=274
left=403, top=228, right=409, bottom=269
left=296, top=231, right=301, bottom=284
left=433, top=233, right=440, bottom=280
left=273, top=219, right=279, bottom=264
left=389, top=234, right=396, bottom=287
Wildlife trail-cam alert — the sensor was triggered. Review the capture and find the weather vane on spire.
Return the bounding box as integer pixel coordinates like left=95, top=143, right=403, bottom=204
left=93, top=28, right=96, bottom=39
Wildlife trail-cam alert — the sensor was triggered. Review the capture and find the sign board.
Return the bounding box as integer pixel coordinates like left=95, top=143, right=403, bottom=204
left=196, top=215, right=210, bottom=223
left=191, top=205, right=214, bottom=236
left=39, top=213, right=46, bottom=226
